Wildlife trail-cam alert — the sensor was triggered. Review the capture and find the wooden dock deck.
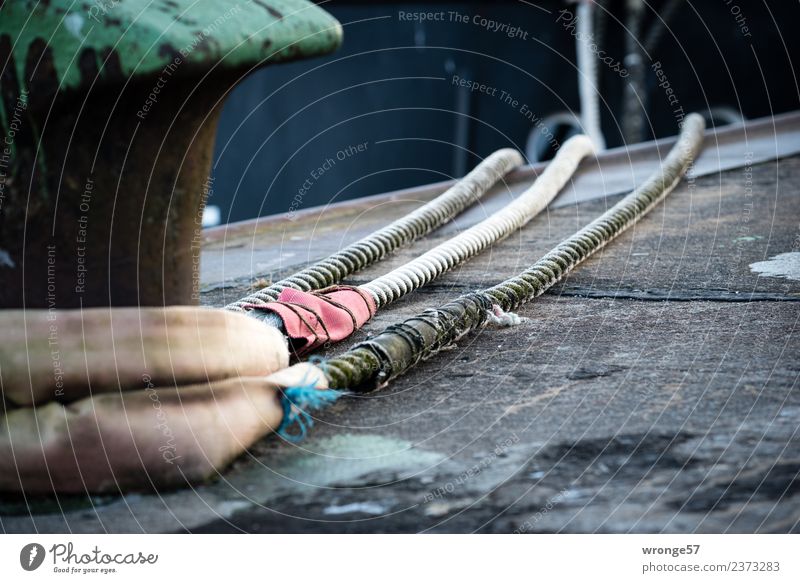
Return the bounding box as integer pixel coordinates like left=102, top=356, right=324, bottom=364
left=4, top=116, right=798, bottom=533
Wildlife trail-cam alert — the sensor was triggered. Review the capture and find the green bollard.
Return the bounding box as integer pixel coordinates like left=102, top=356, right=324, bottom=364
left=0, top=0, right=341, bottom=308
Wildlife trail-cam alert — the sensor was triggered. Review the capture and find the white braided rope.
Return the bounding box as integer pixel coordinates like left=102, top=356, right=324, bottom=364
left=226, top=148, right=524, bottom=311
left=577, top=0, right=606, bottom=150
left=361, top=135, right=596, bottom=307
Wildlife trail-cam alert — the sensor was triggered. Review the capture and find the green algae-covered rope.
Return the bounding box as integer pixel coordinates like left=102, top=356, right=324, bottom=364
left=226, top=149, right=524, bottom=311
left=323, top=114, right=705, bottom=391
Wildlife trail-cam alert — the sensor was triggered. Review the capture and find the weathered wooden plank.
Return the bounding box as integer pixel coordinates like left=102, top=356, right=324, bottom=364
left=201, top=155, right=800, bottom=309
left=4, top=148, right=797, bottom=535
left=199, top=299, right=798, bottom=533
left=199, top=112, right=800, bottom=290
left=6, top=292, right=796, bottom=533
left=185, top=156, right=800, bottom=532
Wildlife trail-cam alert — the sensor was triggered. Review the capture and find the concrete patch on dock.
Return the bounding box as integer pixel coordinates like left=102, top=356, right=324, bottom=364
left=244, top=434, right=445, bottom=490
left=0, top=434, right=444, bottom=533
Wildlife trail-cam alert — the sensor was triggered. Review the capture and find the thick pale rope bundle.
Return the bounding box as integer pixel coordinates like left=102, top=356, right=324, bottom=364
left=226, top=148, right=524, bottom=310
left=0, top=308, right=289, bottom=407
left=0, top=307, right=296, bottom=493
left=253, top=136, right=594, bottom=355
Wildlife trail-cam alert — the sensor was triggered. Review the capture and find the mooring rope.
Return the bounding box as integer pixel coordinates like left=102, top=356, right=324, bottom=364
left=242, top=136, right=594, bottom=356
left=361, top=135, right=595, bottom=308
left=226, top=148, right=524, bottom=311
left=322, top=114, right=705, bottom=391
left=0, top=116, right=705, bottom=490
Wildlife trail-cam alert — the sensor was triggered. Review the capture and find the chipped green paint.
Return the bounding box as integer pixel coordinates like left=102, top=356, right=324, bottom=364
left=0, top=0, right=342, bottom=95
left=0, top=0, right=342, bottom=308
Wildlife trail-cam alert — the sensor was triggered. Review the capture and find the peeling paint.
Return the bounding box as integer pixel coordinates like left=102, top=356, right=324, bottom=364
left=64, top=13, right=86, bottom=40
left=1, top=0, right=342, bottom=94
left=323, top=502, right=388, bottom=515
left=749, top=252, right=800, bottom=281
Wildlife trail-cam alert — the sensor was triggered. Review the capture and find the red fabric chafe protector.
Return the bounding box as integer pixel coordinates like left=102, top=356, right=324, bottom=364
left=248, top=286, right=377, bottom=356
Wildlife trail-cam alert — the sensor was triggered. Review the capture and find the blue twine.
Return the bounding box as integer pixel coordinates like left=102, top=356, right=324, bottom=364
left=277, top=380, right=345, bottom=442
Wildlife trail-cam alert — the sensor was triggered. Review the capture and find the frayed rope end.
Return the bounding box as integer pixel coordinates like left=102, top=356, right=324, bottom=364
left=487, top=304, right=527, bottom=327
left=277, top=382, right=345, bottom=442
